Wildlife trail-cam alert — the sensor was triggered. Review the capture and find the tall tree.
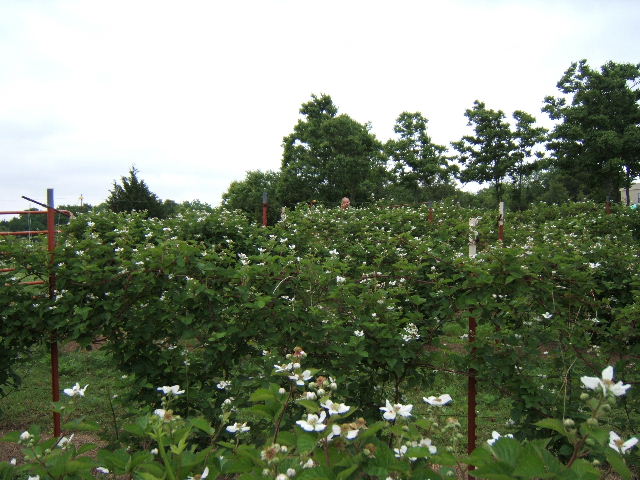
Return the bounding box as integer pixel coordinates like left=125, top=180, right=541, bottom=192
left=385, top=112, right=456, bottom=202
left=279, top=94, right=386, bottom=206
left=511, top=111, right=548, bottom=209
left=453, top=101, right=545, bottom=204
left=543, top=60, right=640, bottom=204
left=106, top=167, right=166, bottom=218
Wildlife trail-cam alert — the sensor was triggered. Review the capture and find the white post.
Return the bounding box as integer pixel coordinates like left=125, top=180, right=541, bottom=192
left=469, top=217, right=479, bottom=258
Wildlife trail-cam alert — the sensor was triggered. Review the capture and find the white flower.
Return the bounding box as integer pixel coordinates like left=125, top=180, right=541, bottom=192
left=288, top=370, right=313, bottom=386
left=487, top=431, right=513, bottom=446
left=353, top=330, right=364, bottom=337
left=336, top=276, right=346, bottom=284
left=28, top=476, right=40, bottom=480
left=580, top=366, right=630, bottom=397
left=201, top=466, right=210, bottom=479
left=327, top=423, right=359, bottom=441
left=276, top=474, right=288, bottom=480
left=64, top=382, right=89, bottom=397
left=542, top=312, right=553, bottom=319
left=226, top=422, right=250, bottom=433
left=320, top=399, right=350, bottom=415
left=380, top=400, right=413, bottom=420
left=96, top=467, right=110, bottom=474
left=609, top=431, right=638, bottom=454
left=150, top=448, right=158, bottom=455
left=58, top=434, right=74, bottom=448
left=216, top=380, right=232, bottom=390
left=286, top=468, right=296, bottom=477
left=278, top=387, right=287, bottom=395
left=419, top=437, right=437, bottom=455
left=19, top=431, right=33, bottom=442
left=154, top=408, right=167, bottom=419
left=157, top=385, right=185, bottom=396
left=423, top=394, right=452, bottom=406
left=394, top=445, right=408, bottom=458
left=9, top=458, right=16, bottom=465
left=304, top=391, right=317, bottom=400
left=274, top=363, right=294, bottom=373
left=296, top=412, right=327, bottom=432
left=301, top=458, right=315, bottom=469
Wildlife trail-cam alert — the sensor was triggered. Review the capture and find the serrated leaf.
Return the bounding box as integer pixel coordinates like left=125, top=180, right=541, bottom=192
left=190, top=417, right=214, bottom=434
left=535, top=418, right=567, bottom=436
left=250, top=388, right=278, bottom=403
left=605, top=449, right=633, bottom=480
left=296, top=431, right=319, bottom=453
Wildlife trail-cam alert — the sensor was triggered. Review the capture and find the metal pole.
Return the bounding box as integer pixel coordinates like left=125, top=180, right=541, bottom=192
left=47, top=188, right=61, bottom=437
left=262, top=191, right=269, bottom=227
left=467, top=217, right=479, bottom=479
left=428, top=201, right=434, bottom=223
left=498, top=201, right=505, bottom=244
left=606, top=195, right=611, bottom=215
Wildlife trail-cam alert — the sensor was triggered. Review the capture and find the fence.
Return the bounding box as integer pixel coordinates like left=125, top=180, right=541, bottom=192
left=0, top=189, right=73, bottom=437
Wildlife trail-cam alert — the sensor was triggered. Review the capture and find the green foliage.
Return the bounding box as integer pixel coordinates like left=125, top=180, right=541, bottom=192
left=106, top=166, right=167, bottom=218
left=1, top=353, right=637, bottom=480
left=279, top=94, right=387, bottom=206
left=544, top=60, right=640, bottom=203
left=453, top=101, right=546, bottom=204
left=222, top=170, right=283, bottom=225
left=385, top=112, right=457, bottom=203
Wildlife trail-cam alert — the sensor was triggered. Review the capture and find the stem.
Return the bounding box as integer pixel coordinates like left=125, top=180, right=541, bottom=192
left=107, top=388, right=120, bottom=441
left=156, top=430, right=176, bottom=480
left=273, top=387, right=294, bottom=443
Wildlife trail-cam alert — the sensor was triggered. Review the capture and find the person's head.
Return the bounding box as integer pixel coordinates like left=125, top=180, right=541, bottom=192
left=340, top=197, right=350, bottom=209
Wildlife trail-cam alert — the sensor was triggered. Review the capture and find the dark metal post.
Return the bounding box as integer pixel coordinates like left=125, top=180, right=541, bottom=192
left=467, top=218, right=478, bottom=479
left=262, top=192, right=269, bottom=227
left=606, top=195, right=611, bottom=215
left=47, top=188, right=61, bottom=437
left=428, top=201, right=434, bottom=223
left=498, top=201, right=505, bottom=244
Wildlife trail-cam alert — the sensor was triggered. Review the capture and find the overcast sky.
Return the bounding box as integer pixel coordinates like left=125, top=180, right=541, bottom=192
left=1, top=0, right=638, bottom=214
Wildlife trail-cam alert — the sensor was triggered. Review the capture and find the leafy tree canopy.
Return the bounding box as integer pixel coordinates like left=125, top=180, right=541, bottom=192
left=544, top=60, right=640, bottom=203
left=106, top=166, right=167, bottom=218
left=385, top=112, right=457, bottom=202
left=279, top=94, right=387, bottom=206
left=453, top=101, right=545, bottom=204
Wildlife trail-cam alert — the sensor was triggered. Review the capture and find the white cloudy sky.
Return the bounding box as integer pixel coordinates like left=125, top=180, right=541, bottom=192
left=1, top=0, right=638, bottom=213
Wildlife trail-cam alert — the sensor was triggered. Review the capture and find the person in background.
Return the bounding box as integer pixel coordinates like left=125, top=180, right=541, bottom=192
left=340, top=197, right=350, bottom=209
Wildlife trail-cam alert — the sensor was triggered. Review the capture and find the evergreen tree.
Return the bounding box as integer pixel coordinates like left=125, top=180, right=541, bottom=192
left=106, top=167, right=166, bottom=218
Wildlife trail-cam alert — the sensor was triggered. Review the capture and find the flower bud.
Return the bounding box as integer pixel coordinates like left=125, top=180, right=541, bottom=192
left=586, top=418, right=598, bottom=426
left=580, top=393, right=589, bottom=400
left=364, top=443, right=377, bottom=457
left=402, top=425, right=409, bottom=431
left=446, top=446, right=455, bottom=453
left=600, top=404, right=611, bottom=412
left=585, top=438, right=596, bottom=446
left=563, top=418, right=575, bottom=427
left=592, top=459, right=600, bottom=466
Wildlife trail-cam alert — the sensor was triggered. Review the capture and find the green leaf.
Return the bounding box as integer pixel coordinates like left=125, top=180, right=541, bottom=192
left=535, top=418, right=567, bottom=436
left=297, top=399, right=321, bottom=412
left=296, top=431, right=318, bottom=454
left=250, top=388, right=278, bottom=402
left=190, top=417, right=214, bottom=434
left=491, top=438, right=521, bottom=468
left=336, top=463, right=360, bottom=480
left=605, top=449, right=633, bottom=480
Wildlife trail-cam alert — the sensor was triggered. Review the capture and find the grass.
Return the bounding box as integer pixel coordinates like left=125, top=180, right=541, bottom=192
left=0, top=342, right=129, bottom=438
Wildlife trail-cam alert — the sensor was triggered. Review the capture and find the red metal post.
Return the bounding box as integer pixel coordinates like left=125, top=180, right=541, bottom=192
left=428, top=201, right=434, bottom=223
left=262, top=191, right=268, bottom=227
left=47, top=189, right=61, bottom=437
